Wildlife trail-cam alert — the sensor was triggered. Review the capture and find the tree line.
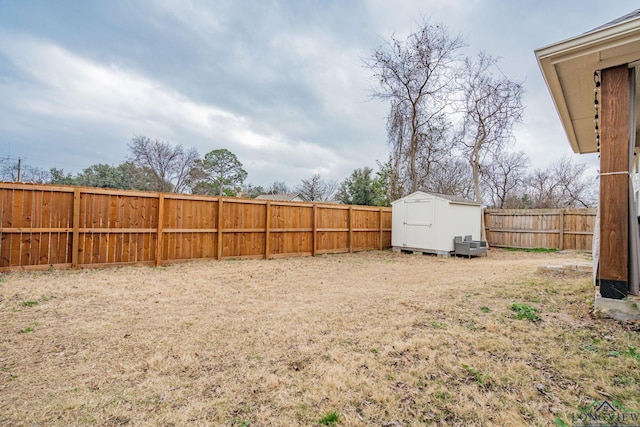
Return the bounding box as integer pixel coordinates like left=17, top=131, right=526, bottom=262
left=2, top=136, right=345, bottom=202
left=3, top=140, right=596, bottom=209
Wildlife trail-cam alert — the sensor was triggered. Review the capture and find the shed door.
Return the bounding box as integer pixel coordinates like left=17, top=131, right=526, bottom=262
left=403, top=199, right=434, bottom=248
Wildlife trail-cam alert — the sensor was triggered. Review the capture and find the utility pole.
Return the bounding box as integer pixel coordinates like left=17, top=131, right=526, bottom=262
left=17, top=158, right=21, bottom=182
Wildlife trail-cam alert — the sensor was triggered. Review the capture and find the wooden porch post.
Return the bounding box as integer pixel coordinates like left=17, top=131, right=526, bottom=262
left=599, top=65, right=630, bottom=299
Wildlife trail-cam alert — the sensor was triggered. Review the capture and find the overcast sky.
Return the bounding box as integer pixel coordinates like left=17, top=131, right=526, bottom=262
left=1, top=1, right=638, bottom=188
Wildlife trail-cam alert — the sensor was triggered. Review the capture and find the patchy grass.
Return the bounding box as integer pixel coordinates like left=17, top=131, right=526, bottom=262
left=510, top=303, right=542, bottom=322
left=608, top=346, right=640, bottom=361
left=508, top=247, right=559, bottom=253
left=20, top=300, right=38, bottom=307
left=319, top=411, right=340, bottom=425
left=0, top=248, right=638, bottom=426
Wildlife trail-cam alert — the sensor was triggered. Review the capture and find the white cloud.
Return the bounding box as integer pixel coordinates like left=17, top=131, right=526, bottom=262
left=0, top=33, right=230, bottom=130
left=0, top=32, right=347, bottom=182
left=143, top=0, right=223, bottom=38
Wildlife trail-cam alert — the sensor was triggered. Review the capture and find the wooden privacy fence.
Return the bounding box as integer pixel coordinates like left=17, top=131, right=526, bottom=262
left=0, top=183, right=392, bottom=271
left=484, top=208, right=596, bottom=251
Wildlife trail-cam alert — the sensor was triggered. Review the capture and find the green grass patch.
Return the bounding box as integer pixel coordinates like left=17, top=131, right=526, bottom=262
left=507, top=247, right=558, bottom=253
left=608, top=346, right=640, bottom=360
left=613, top=375, right=636, bottom=386
left=554, top=417, right=570, bottom=427
left=21, top=300, right=38, bottom=307
left=480, top=306, right=490, bottom=313
left=462, top=364, right=489, bottom=386
left=430, top=321, right=446, bottom=329
left=434, top=391, right=450, bottom=401
left=465, top=322, right=484, bottom=331
left=319, top=411, right=340, bottom=425
left=510, top=303, right=541, bottom=322
left=19, top=327, right=34, bottom=334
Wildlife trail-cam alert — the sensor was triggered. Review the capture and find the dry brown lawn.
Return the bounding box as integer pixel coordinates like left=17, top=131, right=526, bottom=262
left=1, top=248, right=639, bottom=426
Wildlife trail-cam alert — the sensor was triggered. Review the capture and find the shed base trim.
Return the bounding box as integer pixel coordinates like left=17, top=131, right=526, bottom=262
left=392, top=246, right=451, bottom=257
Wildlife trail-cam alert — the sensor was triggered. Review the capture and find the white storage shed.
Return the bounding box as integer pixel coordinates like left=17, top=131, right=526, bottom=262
left=392, top=191, right=482, bottom=254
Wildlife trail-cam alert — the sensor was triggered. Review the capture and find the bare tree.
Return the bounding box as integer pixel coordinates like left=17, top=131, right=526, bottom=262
left=297, top=174, right=337, bottom=202
left=550, top=157, right=598, bottom=208
left=525, top=157, right=597, bottom=208
left=526, top=168, right=558, bottom=208
left=481, top=150, right=530, bottom=208
left=406, top=114, right=453, bottom=193
left=266, top=181, right=290, bottom=195
left=128, top=135, right=200, bottom=193
left=458, top=52, right=524, bottom=203
left=0, top=157, right=49, bottom=183
left=22, top=164, right=49, bottom=183
left=367, top=20, right=464, bottom=198
left=240, top=183, right=265, bottom=199
left=425, top=156, right=474, bottom=199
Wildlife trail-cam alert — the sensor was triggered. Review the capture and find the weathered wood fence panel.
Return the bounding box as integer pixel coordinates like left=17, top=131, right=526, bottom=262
left=0, top=183, right=392, bottom=271
left=0, top=185, right=74, bottom=269
left=316, top=205, right=349, bottom=255
left=484, top=208, right=596, bottom=251
left=268, top=202, right=314, bottom=258
left=78, top=191, right=160, bottom=266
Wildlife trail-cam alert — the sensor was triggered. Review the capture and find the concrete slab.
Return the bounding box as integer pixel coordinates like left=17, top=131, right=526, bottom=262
left=538, top=262, right=593, bottom=275
left=594, top=293, right=640, bottom=321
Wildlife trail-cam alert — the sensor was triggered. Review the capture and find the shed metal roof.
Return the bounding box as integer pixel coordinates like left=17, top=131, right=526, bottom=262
left=392, top=191, right=481, bottom=206
left=425, top=192, right=481, bottom=205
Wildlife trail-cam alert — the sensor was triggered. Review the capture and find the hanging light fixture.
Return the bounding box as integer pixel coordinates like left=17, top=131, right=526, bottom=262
left=594, top=71, right=601, bottom=156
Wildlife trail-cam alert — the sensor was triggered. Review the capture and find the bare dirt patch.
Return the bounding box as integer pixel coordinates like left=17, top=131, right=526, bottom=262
left=1, top=248, right=638, bottom=426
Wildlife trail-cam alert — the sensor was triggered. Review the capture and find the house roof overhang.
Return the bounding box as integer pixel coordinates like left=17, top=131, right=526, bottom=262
left=535, top=10, right=640, bottom=154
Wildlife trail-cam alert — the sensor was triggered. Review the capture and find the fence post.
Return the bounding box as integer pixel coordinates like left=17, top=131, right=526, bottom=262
left=558, top=209, right=565, bottom=250
left=217, top=197, right=224, bottom=260
left=312, top=204, right=317, bottom=257
left=348, top=205, right=353, bottom=253
left=265, top=201, right=271, bottom=259
left=379, top=207, right=384, bottom=250
left=71, top=188, right=80, bottom=269
left=156, top=193, right=164, bottom=267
